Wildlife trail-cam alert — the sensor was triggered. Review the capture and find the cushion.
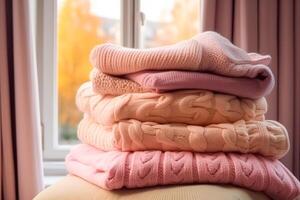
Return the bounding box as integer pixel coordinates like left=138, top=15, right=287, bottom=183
left=34, top=176, right=271, bottom=200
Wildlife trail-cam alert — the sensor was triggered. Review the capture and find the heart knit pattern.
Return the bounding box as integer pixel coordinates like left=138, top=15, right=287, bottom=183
left=66, top=144, right=300, bottom=200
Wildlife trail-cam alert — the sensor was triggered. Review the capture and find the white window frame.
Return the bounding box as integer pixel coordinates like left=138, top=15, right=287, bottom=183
left=37, top=0, right=142, bottom=164
left=37, top=0, right=202, bottom=177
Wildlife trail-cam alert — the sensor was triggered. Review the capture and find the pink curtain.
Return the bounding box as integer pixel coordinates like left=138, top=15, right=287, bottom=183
left=201, top=0, right=300, bottom=179
left=0, top=0, right=44, bottom=199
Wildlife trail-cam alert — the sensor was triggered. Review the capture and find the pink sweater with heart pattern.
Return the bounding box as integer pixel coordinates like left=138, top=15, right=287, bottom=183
left=66, top=144, right=300, bottom=200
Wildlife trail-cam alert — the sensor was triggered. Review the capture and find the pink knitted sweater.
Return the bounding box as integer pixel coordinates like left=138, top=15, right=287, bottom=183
left=76, top=82, right=267, bottom=126
left=90, top=69, right=149, bottom=95
left=90, top=32, right=272, bottom=80
left=125, top=69, right=274, bottom=99
left=65, top=144, right=300, bottom=200
left=90, top=68, right=273, bottom=99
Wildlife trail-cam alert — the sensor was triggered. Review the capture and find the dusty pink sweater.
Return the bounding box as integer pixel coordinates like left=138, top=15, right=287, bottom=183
left=125, top=69, right=274, bottom=99
left=90, top=68, right=274, bottom=99
left=65, top=144, right=300, bottom=200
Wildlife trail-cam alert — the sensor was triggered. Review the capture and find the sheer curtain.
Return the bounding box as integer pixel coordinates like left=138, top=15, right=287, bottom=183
left=0, top=0, right=43, bottom=199
left=201, top=0, right=300, bottom=179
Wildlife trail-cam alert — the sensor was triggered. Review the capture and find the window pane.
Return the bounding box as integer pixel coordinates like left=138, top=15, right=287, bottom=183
left=140, top=0, right=201, bottom=48
left=57, top=0, right=120, bottom=144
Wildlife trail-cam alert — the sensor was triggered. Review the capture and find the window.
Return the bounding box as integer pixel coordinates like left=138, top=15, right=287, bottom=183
left=38, top=0, right=202, bottom=166
left=140, top=0, right=201, bottom=48
left=57, top=0, right=120, bottom=146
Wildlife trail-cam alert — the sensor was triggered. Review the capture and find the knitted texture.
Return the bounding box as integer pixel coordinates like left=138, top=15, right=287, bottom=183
left=76, top=82, right=267, bottom=126
left=78, top=117, right=289, bottom=159
left=90, top=69, right=150, bottom=95
left=90, top=32, right=273, bottom=82
left=125, top=70, right=274, bottom=99
left=65, top=144, right=300, bottom=200
left=90, top=36, right=202, bottom=75
left=91, top=68, right=273, bottom=98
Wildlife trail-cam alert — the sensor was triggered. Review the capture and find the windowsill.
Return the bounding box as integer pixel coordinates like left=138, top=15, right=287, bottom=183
left=44, top=175, right=64, bottom=188
left=44, top=161, right=67, bottom=175
left=43, top=161, right=67, bottom=188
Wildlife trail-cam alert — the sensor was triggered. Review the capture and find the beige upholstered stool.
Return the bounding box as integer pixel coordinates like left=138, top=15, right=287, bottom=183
left=34, top=176, right=271, bottom=200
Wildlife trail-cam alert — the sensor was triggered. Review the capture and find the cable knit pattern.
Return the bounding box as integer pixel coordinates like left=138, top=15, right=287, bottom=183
left=76, top=82, right=267, bottom=126
left=125, top=69, right=274, bottom=99
left=90, top=32, right=273, bottom=82
left=77, top=117, right=289, bottom=159
left=65, top=144, right=300, bottom=200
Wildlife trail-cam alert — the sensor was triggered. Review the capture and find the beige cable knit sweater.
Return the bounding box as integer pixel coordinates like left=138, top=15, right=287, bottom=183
left=78, top=116, right=289, bottom=159
left=76, top=82, right=267, bottom=126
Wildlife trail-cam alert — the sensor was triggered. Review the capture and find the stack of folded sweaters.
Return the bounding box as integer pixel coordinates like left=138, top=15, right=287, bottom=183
left=65, top=31, right=300, bottom=200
